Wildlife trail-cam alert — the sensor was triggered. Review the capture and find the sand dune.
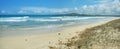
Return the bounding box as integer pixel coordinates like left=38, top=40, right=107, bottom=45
left=50, top=18, right=120, bottom=49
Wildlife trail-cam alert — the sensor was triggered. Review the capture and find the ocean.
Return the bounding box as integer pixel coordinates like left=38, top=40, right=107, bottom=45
left=0, top=15, right=118, bottom=36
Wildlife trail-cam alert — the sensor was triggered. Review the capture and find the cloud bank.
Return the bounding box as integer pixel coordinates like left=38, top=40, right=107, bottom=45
left=1, top=0, right=120, bottom=15
left=79, top=0, right=120, bottom=15
left=17, top=7, right=70, bottom=14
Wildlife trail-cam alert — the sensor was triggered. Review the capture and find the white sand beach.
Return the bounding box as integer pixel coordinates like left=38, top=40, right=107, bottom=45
left=0, top=18, right=118, bottom=49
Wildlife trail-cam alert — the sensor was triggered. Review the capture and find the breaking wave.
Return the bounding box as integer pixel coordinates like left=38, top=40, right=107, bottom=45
left=0, top=16, right=29, bottom=22
left=0, top=16, right=105, bottom=22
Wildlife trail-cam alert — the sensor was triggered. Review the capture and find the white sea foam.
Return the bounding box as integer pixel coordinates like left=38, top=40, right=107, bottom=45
left=59, top=17, right=103, bottom=20
left=0, top=16, right=106, bottom=22
left=19, top=24, right=63, bottom=30
left=29, top=17, right=90, bottom=21
left=50, top=17, right=63, bottom=19
left=0, top=16, right=29, bottom=22
left=61, top=17, right=88, bottom=20
left=29, top=18, right=60, bottom=21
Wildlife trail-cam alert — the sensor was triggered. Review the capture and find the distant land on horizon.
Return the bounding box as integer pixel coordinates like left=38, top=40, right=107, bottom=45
left=0, top=13, right=120, bottom=17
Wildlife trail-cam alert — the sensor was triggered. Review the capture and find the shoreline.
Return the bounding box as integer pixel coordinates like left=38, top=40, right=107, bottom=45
left=0, top=18, right=119, bottom=49
left=0, top=17, right=118, bottom=37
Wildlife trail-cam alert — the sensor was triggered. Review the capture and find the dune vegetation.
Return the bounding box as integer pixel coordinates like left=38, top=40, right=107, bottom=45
left=49, top=18, right=120, bottom=49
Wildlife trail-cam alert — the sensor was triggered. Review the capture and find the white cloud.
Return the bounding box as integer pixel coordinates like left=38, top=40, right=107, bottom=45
left=17, top=0, right=120, bottom=15
left=79, top=0, right=120, bottom=15
left=0, top=10, right=6, bottom=14
left=17, top=7, right=70, bottom=14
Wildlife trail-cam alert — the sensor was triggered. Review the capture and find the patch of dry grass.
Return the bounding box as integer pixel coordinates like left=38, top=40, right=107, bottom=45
left=49, top=19, right=120, bottom=49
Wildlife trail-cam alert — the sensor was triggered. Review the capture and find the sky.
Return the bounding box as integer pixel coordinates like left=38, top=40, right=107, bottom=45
left=0, top=0, right=120, bottom=15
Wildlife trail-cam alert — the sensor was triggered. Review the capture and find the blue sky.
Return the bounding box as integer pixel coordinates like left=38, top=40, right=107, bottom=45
left=0, top=0, right=120, bottom=15
left=0, top=0, right=96, bottom=9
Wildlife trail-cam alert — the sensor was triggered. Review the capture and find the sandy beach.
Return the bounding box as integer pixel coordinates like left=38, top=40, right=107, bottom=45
left=0, top=0, right=120, bottom=49
left=0, top=18, right=118, bottom=49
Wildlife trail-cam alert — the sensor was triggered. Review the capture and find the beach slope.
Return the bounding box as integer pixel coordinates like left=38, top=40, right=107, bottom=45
left=50, top=18, right=120, bottom=49
left=0, top=18, right=119, bottom=49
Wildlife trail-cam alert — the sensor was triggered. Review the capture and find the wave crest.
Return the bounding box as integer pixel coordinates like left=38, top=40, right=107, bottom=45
left=0, top=16, right=105, bottom=22
left=0, top=16, right=29, bottom=22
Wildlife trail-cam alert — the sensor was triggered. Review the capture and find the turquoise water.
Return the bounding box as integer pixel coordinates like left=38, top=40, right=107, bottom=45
left=0, top=15, right=118, bottom=36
